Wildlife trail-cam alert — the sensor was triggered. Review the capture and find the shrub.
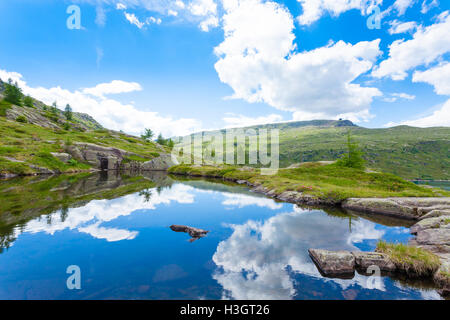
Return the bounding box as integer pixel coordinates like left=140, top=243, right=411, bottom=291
left=15, top=115, right=27, bottom=123
left=63, top=122, right=71, bottom=131
left=24, top=96, right=34, bottom=108
left=336, top=130, right=365, bottom=169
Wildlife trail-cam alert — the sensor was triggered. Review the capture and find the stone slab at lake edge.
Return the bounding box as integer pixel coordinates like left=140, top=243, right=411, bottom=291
left=342, top=197, right=450, bottom=220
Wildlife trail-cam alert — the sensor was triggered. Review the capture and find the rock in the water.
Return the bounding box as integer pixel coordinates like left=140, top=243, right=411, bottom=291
left=308, top=249, right=355, bottom=277
left=169, top=225, right=209, bottom=242
left=352, top=251, right=396, bottom=273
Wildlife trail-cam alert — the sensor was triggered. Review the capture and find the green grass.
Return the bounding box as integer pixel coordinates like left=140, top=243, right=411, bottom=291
left=0, top=100, right=12, bottom=116
left=376, top=241, right=441, bottom=276
left=168, top=163, right=449, bottom=202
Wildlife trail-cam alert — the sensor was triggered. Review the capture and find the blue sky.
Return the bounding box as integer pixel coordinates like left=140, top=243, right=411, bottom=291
left=0, top=0, right=449, bottom=136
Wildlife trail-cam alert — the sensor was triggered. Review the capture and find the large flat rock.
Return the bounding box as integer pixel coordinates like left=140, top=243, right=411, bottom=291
left=308, top=249, right=355, bottom=277
left=352, top=251, right=396, bottom=273
left=342, top=197, right=450, bottom=220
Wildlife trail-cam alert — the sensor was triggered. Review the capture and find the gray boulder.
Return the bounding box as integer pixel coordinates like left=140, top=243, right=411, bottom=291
left=352, top=251, right=396, bottom=273
left=50, top=152, right=71, bottom=163
left=308, top=249, right=355, bottom=277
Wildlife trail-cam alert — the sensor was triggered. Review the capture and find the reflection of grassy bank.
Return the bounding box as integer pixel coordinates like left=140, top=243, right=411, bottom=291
left=0, top=172, right=156, bottom=251
left=0, top=173, right=155, bottom=218
left=169, top=163, right=449, bottom=203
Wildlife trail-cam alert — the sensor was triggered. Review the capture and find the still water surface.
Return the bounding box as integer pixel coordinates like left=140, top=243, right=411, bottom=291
left=0, top=172, right=442, bottom=299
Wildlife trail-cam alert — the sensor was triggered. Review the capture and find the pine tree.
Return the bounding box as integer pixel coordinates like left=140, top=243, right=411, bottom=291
left=156, top=133, right=166, bottom=145
left=336, top=130, right=365, bottom=169
left=4, top=79, right=23, bottom=106
left=64, top=104, right=73, bottom=120
left=51, top=101, right=58, bottom=114
left=141, top=128, right=154, bottom=142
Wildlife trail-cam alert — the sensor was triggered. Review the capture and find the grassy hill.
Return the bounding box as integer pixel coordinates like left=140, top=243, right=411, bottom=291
left=183, top=120, right=450, bottom=180
left=0, top=80, right=167, bottom=177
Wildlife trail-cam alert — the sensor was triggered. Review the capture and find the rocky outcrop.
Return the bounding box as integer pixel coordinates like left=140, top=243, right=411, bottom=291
left=50, top=152, right=71, bottom=163
left=342, top=197, right=450, bottom=220
left=408, top=211, right=450, bottom=295
left=66, top=142, right=176, bottom=171
left=6, top=105, right=61, bottom=129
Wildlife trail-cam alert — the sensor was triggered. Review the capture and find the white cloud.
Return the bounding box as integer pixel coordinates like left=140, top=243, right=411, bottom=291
left=392, top=92, right=415, bottom=100
left=189, top=0, right=219, bottom=32
left=116, top=3, right=127, bottom=10
left=388, top=20, right=417, bottom=34
left=385, top=98, right=450, bottom=127
left=296, top=0, right=382, bottom=26
left=189, top=0, right=217, bottom=16
left=421, top=0, right=438, bottom=14
left=222, top=113, right=283, bottom=128
left=0, top=69, right=202, bottom=137
left=96, top=5, right=107, bottom=27
left=82, top=80, right=142, bottom=98
left=383, top=92, right=416, bottom=102
left=124, top=12, right=161, bottom=28
left=215, top=0, right=382, bottom=123
left=373, top=12, right=450, bottom=80
left=393, top=0, right=415, bottom=16
left=124, top=12, right=147, bottom=28
left=199, top=15, right=219, bottom=31
left=412, top=62, right=450, bottom=95
left=175, top=0, right=186, bottom=9
left=168, top=9, right=178, bottom=16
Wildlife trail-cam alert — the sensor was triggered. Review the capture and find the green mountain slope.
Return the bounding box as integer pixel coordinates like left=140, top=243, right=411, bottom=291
left=184, top=120, right=450, bottom=180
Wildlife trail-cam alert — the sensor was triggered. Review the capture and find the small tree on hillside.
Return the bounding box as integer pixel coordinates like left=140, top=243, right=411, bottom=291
left=4, top=79, right=23, bottom=106
left=24, top=96, right=34, bottom=108
left=64, top=104, right=73, bottom=120
left=141, top=128, right=154, bottom=142
left=156, top=133, right=166, bottom=145
left=51, top=101, right=58, bottom=114
left=336, top=130, right=365, bottom=169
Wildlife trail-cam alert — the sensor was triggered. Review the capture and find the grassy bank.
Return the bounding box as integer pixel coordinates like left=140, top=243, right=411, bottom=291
left=168, top=163, right=449, bottom=202
left=376, top=241, right=441, bottom=276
